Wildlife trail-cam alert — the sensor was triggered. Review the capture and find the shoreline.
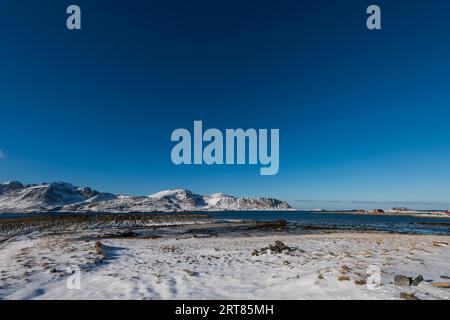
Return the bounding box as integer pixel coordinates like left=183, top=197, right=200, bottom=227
left=1, top=208, right=449, bottom=219
left=295, top=210, right=450, bottom=219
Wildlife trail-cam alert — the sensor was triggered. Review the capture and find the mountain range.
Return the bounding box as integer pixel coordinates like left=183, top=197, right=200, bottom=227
left=0, top=181, right=292, bottom=213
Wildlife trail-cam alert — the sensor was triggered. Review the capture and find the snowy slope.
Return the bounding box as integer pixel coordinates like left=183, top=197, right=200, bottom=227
left=0, top=181, right=292, bottom=213
left=0, top=181, right=98, bottom=212
left=149, top=189, right=207, bottom=210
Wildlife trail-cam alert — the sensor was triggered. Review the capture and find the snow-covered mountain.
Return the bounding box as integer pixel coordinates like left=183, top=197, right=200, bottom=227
left=0, top=181, right=99, bottom=212
left=0, top=181, right=292, bottom=213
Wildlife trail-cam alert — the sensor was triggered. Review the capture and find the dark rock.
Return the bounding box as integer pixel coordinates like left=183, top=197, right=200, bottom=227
left=253, top=241, right=291, bottom=256
left=355, top=279, right=367, bottom=285
left=400, top=292, right=419, bottom=300
left=103, top=231, right=138, bottom=238
left=94, top=242, right=103, bottom=253
left=183, top=269, right=199, bottom=277
left=410, top=275, right=423, bottom=286
left=269, top=241, right=290, bottom=253
left=338, top=275, right=350, bottom=281
left=120, top=231, right=137, bottom=238
left=94, top=241, right=107, bottom=258
left=394, top=275, right=412, bottom=286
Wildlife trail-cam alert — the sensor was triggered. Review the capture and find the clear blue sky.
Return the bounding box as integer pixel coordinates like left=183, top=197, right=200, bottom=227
left=0, top=1, right=449, bottom=209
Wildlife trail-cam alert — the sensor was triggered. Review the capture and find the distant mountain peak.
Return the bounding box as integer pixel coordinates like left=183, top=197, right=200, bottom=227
left=209, top=192, right=234, bottom=198
left=2, top=180, right=23, bottom=186
left=150, top=189, right=194, bottom=198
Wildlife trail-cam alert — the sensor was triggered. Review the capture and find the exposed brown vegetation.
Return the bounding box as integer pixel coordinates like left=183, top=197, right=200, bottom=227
left=0, top=213, right=208, bottom=238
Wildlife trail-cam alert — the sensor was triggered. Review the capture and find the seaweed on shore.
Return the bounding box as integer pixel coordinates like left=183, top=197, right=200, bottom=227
left=253, top=220, right=288, bottom=230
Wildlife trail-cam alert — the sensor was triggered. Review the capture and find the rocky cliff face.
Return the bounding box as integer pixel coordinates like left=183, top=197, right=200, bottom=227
left=0, top=181, right=292, bottom=213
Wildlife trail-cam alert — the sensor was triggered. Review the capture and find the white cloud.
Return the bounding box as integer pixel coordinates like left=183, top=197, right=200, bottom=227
left=0, top=150, right=6, bottom=159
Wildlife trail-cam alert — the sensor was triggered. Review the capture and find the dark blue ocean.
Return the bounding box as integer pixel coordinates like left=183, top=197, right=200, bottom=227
left=209, top=211, right=450, bottom=235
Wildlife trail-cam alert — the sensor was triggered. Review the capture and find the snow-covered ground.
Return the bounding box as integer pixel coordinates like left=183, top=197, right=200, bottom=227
left=1, top=230, right=449, bottom=300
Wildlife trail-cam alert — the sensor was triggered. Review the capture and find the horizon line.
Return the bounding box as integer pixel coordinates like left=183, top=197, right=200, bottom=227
left=295, top=199, right=450, bottom=206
